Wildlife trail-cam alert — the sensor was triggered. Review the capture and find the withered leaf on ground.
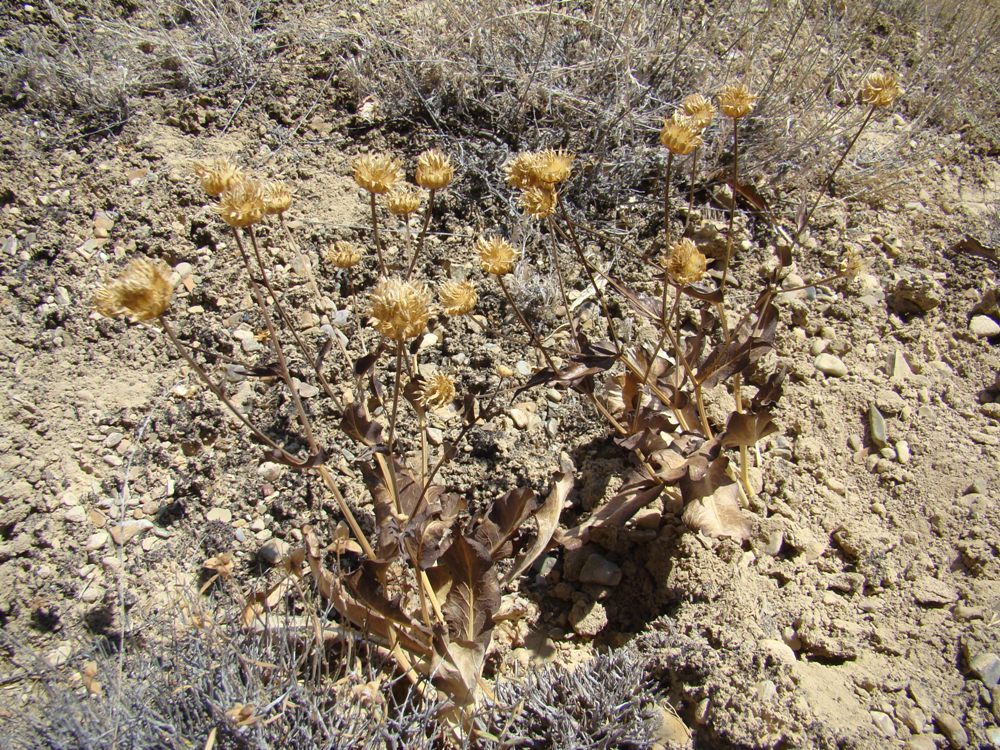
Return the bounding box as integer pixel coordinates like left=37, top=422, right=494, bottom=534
left=557, top=473, right=663, bottom=551
left=429, top=634, right=485, bottom=708
left=678, top=452, right=751, bottom=541
left=472, top=486, right=538, bottom=561
left=341, top=403, right=383, bottom=447
left=720, top=410, right=778, bottom=449
left=437, top=535, right=500, bottom=643
left=504, top=461, right=574, bottom=584
left=696, top=291, right=777, bottom=389
left=751, top=368, right=786, bottom=410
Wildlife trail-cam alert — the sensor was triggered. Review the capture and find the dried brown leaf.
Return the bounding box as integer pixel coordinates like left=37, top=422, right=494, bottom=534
left=504, top=462, right=574, bottom=583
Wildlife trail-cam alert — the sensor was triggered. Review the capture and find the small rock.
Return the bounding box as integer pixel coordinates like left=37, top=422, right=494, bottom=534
left=934, top=712, right=968, bottom=748
left=756, top=680, right=778, bottom=702
left=568, top=599, right=607, bottom=637
left=764, top=530, right=783, bottom=556
left=102, top=454, right=123, bottom=467
left=652, top=705, right=691, bottom=746
left=896, top=440, right=911, bottom=464
left=84, top=531, right=109, bottom=551
left=510, top=407, right=531, bottom=430
left=109, top=519, right=154, bottom=545
left=869, top=405, right=888, bottom=448
left=297, top=382, right=320, bottom=399
left=970, top=315, right=1000, bottom=338
left=206, top=508, right=232, bottom=523
left=870, top=711, right=896, bottom=737
left=257, top=462, right=283, bottom=481
left=984, top=726, right=1000, bottom=746
left=760, top=638, right=796, bottom=664
left=970, top=653, right=1000, bottom=687
left=875, top=389, right=906, bottom=415
left=889, top=272, right=943, bottom=314
left=982, top=403, right=1000, bottom=421
left=888, top=348, right=914, bottom=380
left=913, top=576, right=958, bottom=606
left=63, top=506, right=87, bottom=524
left=80, top=586, right=105, bottom=604
left=44, top=644, right=72, bottom=668
left=905, top=736, right=937, bottom=750
left=902, top=707, right=927, bottom=733
left=814, top=353, right=848, bottom=377
left=258, top=538, right=290, bottom=565
left=578, top=553, right=622, bottom=586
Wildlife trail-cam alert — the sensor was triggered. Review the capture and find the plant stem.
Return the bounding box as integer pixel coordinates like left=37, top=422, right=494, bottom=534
left=546, top=215, right=580, bottom=348
left=407, top=188, right=435, bottom=278
left=384, top=343, right=405, bottom=511
left=316, top=465, right=375, bottom=559
left=370, top=193, right=388, bottom=276
left=662, top=151, right=675, bottom=254
left=683, top=147, right=700, bottom=234
left=496, top=276, right=558, bottom=373
left=720, top=118, right=739, bottom=294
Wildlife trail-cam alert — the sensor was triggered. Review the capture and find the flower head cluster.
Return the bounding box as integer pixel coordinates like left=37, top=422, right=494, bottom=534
left=326, top=241, right=362, bottom=269
left=438, top=279, right=477, bottom=316
left=418, top=372, right=456, bottom=410
left=663, top=238, right=707, bottom=286
left=718, top=83, right=756, bottom=119
left=519, top=185, right=557, bottom=218
left=93, top=259, right=174, bottom=321
left=386, top=185, right=423, bottom=216
left=860, top=71, right=902, bottom=108
left=504, top=149, right=574, bottom=219
left=660, top=113, right=703, bottom=155
left=353, top=154, right=403, bottom=194
left=261, top=180, right=293, bottom=215
left=368, top=278, right=432, bottom=341
left=218, top=178, right=266, bottom=228
left=477, top=237, right=518, bottom=276
left=194, top=157, right=242, bottom=197
left=680, top=93, right=716, bottom=130
left=415, top=149, right=455, bottom=190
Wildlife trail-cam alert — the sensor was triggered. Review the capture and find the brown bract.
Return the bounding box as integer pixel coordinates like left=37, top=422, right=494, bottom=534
left=415, top=149, right=455, bottom=190
left=93, top=258, right=174, bottom=321
left=261, top=180, right=293, bottom=215
left=419, top=372, right=456, bottom=410
left=386, top=185, right=423, bottom=216
left=353, top=154, right=403, bottom=194
left=519, top=186, right=557, bottom=218
left=680, top=93, right=716, bottom=130
left=718, top=83, right=756, bottom=119
left=477, top=237, right=518, bottom=276
left=659, top=113, right=703, bottom=155
left=664, top=238, right=707, bottom=286
left=368, top=278, right=431, bottom=341
left=193, top=157, right=242, bottom=197
left=326, top=240, right=362, bottom=269
left=861, top=71, right=902, bottom=108
left=439, top=279, right=477, bottom=315
left=218, top=178, right=266, bottom=228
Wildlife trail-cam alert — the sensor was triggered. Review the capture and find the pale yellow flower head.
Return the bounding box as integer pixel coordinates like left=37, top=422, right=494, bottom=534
left=368, top=278, right=432, bottom=341
left=261, top=180, right=293, bottom=215
left=439, top=280, right=477, bottom=316
left=353, top=154, right=403, bottom=194
left=532, top=149, right=574, bottom=185
left=415, top=149, right=455, bottom=190
left=326, top=241, right=362, bottom=269
left=386, top=185, right=423, bottom=216
left=718, top=83, right=756, bottom=119
left=93, top=259, right=174, bottom=321
left=663, top=238, right=707, bottom=286
left=860, top=71, right=902, bottom=108
left=680, top=93, right=716, bottom=130
left=519, top=186, right=557, bottom=219
left=841, top=247, right=866, bottom=278
left=660, top=113, right=703, bottom=155
left=477, top=237, right=518, bottom=276
left=504, top=153, right=544, bottom=190
left=419, top=372, right=456, bottom=410
left=193, top=157, right=242, bottom=197
left=218, top=178, right=266, bottom=228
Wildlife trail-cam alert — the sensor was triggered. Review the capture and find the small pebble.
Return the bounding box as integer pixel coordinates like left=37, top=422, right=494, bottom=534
left=935, top=712, right=968, bottom=748
left=896, top=440, right=911, bottom=464
left=905, top=736, right=937, bottom=750
left=63, top=506, right=87, bottom=524
left=970, top=315, right=1000, bottom=338
left=870, top=711, right=896, bottom=737
left=970, top=653, right=1000, bottom=688
left=814, top=353, right=848, bottom=377
left=206, top=508, right=232, bottom=523
left=578, top=554, right=622, bottom=586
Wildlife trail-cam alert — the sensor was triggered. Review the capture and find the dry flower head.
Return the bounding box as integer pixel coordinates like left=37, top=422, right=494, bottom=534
left=353, top=154, right=403, bottom=194
left=477, top=237, right=518, bottom=275
left=860, top=71, right=903, bottom=108
left=193, top=157, right=242, bottom=197
left=532, top=149, right=574, bottom=185
left=439, top=279, right=477, bottom=315
left=519, top=185, right=557, bottom=218
left=93, top=258, right=174, bottom=321
left=386, top=185, right=424, bottom=216
left=415, top=149, right=455, bottom=190
left=841, top=247, right=866, bottom=278
left=419, top=372, right=456, bottom=410
left=664, top=238, right=707, bottom=286
left=326, top=241, right=362, bottom=269
left=261, top=180, right=293, bottom=215
left=680, top=94, right=716, bottom=130
left=718, top=83, right=756, bottom=119
left=369, top=278, right=432, bottom=341
left=218, top=177, right=266, bottom=228
left=504, top=152, right=543, bottom=190
left=660, top=113, right=703, bottom=155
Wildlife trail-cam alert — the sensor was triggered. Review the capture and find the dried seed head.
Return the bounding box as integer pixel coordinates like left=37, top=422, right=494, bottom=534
left=368, top=278, right=432, bottom=341
left=532, top=149, right=575, bottom=185
left=841, top=247, right=866, bottom=278
left=519, top=185, right=557, bottom=218
left=439, top=279, right=477, bottom=315
left=415, top=149, right=455, bottom=190
left=664, top=238, right=707, bottom=286
left=218, top=178, right=266, bottom=228
left=193, top=157, right=242, bottom=197
left=477, top=237, right=518, bottom=276
left=326, top=240, right=362, bottom=269
left=353, top=154, right=403, bottom=194
left=261, top=180, right=293, bottom=215
left=496, top=364, right=515, bottom=379
left=718, top=83, right=756, bottom=119
left=419, top=372, right=456, bottom=410
left=504, top=152, right=544, bottom=190
left=93, top=258, right=174, bottom=321
left=386, top=185, right=424, bottom=216
left=860, top=71, right=902, bottom=108
left=660, top=113, right=703, bottom=155
left=680, top=93, right=716, bottom=130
